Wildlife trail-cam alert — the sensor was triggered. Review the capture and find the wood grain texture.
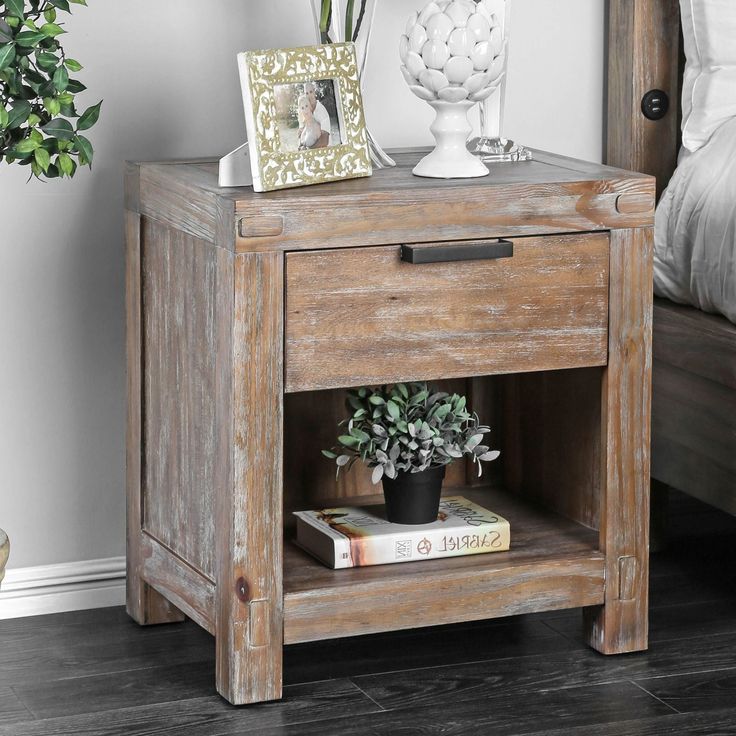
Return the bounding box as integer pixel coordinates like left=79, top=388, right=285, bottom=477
left=585, top=227, right=654, bottom=654
left=607, top=1, right=736, bottom=522
left=8, top=681, right=379, bottom=736
left=615, top=193, right=655, bottom=214
left=137, top=161, right=231, bottom=245
left=140, top=533, right=216, bottom=635
left=128, top=154, right=656, bottom=705
left=285, top=234, right=610, bottom=392
left=234, top=151, right=654, bottom=253
left=636, top=668, right=736, bottom=714
left=607, top=0, right=680, bottom=196
left=0, top=620, right=213, bottom=692
left=522, top=711, right=736, bottom=736
left=502, top=368, right=603, bottom=530
left=5, top=502, right=736, bottom=733
left=283, top=488, right=605, bottom=644
left=0, top=688, right=32, bottom=726
left=652, top=298, right=736, bottom=390
left=353, top=637, right=735, bottom=711
left=244, top=681, right=672, bottom=736
left=125, top=209, right=184, bottom=627
left=651, top=360, right=736, bottom=516
left=141, top=219, right=218, bottom=579
left=130, top=151, right=653, bottom=255
left=214, top=252, right=284, bottom=704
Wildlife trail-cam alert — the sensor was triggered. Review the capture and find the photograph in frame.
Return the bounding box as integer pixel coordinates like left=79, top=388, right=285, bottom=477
left=237, top=43, right=372, bottom=192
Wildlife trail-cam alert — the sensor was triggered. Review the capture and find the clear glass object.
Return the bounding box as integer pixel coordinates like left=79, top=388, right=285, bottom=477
left=467, top=0, right=532, bottom=163
left=310, top=0, right=396, bottom=168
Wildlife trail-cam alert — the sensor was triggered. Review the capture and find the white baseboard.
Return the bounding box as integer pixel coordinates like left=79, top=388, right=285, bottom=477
left=0, top=556, right=125, bottom=619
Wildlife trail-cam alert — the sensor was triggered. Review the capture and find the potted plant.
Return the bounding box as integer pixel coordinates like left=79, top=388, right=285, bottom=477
left=1, top=0, right=101, bottom=179
left=324, top=382, right=500, bottom=524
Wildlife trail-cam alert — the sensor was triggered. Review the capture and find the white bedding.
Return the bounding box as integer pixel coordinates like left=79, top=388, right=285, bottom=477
left=654, top=115, right=736, bottom=323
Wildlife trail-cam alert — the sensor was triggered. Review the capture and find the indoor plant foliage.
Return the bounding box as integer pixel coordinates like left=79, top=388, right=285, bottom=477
left=0, top=0, right=101, bottom=179
left=324, top=382, right=500, bottom=484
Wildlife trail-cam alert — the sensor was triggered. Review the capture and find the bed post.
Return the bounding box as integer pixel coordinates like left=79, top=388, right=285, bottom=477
left=607, top=0, right=680, bottom=197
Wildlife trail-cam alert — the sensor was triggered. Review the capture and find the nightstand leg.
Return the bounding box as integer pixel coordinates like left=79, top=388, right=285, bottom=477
left=585, top=227, right=653, bottom=654
left=125, top=210, right=185, bottom=626
left=214, top=252, right=284, bottom=705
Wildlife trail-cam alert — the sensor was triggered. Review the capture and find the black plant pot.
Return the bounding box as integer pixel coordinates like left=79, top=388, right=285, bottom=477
left=382, top=466, right=446, bottom=525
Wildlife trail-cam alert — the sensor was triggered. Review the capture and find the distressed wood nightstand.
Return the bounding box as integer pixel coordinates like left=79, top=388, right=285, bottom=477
left=125, top=150, right=655, bottom=705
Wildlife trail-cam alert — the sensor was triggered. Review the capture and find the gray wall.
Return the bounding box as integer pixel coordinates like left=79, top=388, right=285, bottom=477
left=0, top=0, right=604, bottom=571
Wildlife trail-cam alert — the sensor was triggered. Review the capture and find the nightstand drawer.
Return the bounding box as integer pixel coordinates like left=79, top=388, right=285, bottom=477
left=284, top=232, right=609, bottom=392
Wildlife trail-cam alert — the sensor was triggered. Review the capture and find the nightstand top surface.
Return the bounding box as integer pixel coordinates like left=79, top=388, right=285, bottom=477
left=127, top=148, right=655, bottom=253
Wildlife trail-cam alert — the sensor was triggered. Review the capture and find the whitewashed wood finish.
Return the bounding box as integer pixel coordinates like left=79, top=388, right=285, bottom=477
left=282, top=488, right=605, bottom=644
left=585, top=227, right=653, bottom=654
left=650, top=300, right=736, bottom=516
left=607, top=0, right=736, bottom=521
left=285, top=233, right=610, bottom=392
left=141, top=219, right=218, bottom=579
left=126, top=150, right=655, bottom=705
left=140, top=533, right=215, bottom=635
left=502, top=367, right=603, bottom=531
left=129, top=152, right=654, bottom=255
left=214, top=252, right=285, bottom=705
left=125, top=210, right=184, bottom=627
left=607, top=0, right=680, bottom=196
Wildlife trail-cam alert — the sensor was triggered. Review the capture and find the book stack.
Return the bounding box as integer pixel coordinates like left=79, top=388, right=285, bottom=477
left=293, top=496, right=510, bottom=569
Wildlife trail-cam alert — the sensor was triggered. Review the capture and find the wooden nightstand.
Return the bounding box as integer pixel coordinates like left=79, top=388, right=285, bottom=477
left=125, top=150, right=655, bottom=705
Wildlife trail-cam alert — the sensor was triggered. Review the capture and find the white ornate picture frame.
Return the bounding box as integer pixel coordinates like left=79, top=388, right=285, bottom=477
left=234, top=43, right=372, bottom=192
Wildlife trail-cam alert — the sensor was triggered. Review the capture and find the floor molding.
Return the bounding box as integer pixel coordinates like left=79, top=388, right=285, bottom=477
left=0, top=556, right=125, bottom=619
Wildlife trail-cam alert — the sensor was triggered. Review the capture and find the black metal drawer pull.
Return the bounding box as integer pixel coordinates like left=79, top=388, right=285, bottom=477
left=400, top=240, right=514, bottom=264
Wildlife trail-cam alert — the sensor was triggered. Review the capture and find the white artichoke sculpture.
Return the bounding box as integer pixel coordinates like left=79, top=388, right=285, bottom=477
left=400, top=0, right=505, bottom=106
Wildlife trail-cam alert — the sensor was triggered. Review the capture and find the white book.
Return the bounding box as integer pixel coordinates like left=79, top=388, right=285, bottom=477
left=293, top=496, right=510, bottom=569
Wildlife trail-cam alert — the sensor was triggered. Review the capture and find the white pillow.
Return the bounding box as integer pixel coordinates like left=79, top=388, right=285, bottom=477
left=680, top=0, right=736, bottom=152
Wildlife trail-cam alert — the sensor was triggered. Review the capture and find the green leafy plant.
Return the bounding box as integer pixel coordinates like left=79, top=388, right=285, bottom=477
left=319, top=0, right=368, bottom=44
left=1, top=0, right=101, bottom=179
left=323, top=382, right=500, bottom=485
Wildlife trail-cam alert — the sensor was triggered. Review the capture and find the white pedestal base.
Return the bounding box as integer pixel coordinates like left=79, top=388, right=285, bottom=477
left=413, top=100, right=489, bottom=180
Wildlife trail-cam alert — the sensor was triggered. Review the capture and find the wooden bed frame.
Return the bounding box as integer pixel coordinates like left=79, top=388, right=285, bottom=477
left=607, top=0, right=736, bottom=517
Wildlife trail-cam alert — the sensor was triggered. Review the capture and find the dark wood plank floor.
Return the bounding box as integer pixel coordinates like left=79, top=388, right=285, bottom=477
left=2, top=490, right=736, bottom=735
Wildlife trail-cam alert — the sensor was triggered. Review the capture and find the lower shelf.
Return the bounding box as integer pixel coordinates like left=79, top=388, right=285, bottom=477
left=283, top=487, right=605, bottom=645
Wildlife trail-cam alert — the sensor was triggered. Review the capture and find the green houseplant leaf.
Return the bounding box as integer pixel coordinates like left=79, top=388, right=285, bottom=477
left=52, top=63, right=68, bottom=91
left=0, top=43, right=15, bottom=70
left=0, top=0, right=101, bottom=179
left=41, top=117, right=74, bottom=140
left=7, top=100, right=32, bottom=128
left=33, top=145, right=50, bottom=171
left=325, top=382, right=500, bottom=484
left=15, top=30, right=46, bottom=46
left=4, top=0, right=26, bottom=18
left=72, top=132, right=92, bottom=164
left=40, top=22, right=65, bottom=37
left=76, top=100, right=100, bottom=130
left=0, top=19, right=13, bottom=43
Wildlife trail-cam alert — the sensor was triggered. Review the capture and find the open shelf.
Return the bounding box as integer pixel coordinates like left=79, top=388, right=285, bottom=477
left=283, top=487, right=605, bottom=645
